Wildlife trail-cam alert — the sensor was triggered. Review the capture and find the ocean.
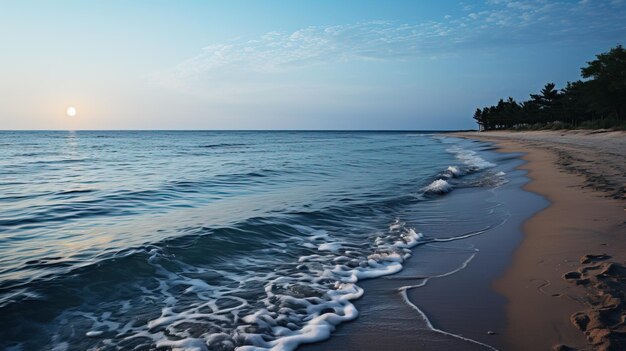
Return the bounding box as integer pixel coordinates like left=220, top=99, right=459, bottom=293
left=0, top=131, right=519, bottom=351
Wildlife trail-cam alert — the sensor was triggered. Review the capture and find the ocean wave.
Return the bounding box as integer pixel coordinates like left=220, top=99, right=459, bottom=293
left=199, top=143, right=247, bottom=149
left=422, top=179, right=453, bottom=194
left=447, top=146, right=495, bottom=170
left=0, top=132, right=513, bottom=351
left=417, top=144, right=498, bottom=197
left=0, top=219, right=424, bottom=351
left=443, top=165, right=464, bottom=178
left=0, top=169, right=285, bottom=231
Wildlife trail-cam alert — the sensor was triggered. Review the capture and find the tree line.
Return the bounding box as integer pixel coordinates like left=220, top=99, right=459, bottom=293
left=473, top=45, right=626, bottom=130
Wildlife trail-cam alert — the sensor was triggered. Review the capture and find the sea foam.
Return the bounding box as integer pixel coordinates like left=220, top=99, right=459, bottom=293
left=447, top=146, right=495, bottom=170
left=227, top=222, right=423, bottom=350
left=423, top=179, right=452, bottom=194
left=445, top=165, right=464, bottom=178
left=420, top=144, right=497, bottom=196
left=77, top=221, right=427, bottom=351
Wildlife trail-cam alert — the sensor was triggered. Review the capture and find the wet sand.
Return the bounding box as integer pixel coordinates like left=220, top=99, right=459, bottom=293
left=456, top=130, right=626, bottom=350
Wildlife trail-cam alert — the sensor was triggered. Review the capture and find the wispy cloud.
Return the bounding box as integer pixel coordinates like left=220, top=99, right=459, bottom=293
left=153, top=0, right=626, bottom=91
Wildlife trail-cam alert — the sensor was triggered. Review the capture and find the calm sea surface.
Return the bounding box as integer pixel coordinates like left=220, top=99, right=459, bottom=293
left=0, top=131, right=513, bottom=350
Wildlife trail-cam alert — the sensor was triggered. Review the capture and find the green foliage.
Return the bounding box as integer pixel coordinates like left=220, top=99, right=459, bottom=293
left=473, top=45, right=625, bottom=130
left=579, top=118, right=626, bottom=130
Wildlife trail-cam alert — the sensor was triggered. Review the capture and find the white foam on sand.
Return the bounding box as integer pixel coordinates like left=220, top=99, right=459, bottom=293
left=398, top=250, right=500, bottom=351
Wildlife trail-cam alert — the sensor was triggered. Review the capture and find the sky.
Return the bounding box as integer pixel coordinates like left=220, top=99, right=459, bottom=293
left=1, top=0, right=625, bottom=130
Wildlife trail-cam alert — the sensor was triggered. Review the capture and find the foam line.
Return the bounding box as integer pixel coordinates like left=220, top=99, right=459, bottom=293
left=398, top=251, right=500, bottom=351
left=430, top=213, right=510, bottom=243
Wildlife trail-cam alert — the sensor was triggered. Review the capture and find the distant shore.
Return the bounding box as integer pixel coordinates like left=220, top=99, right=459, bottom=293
left=454, top=130, right=626, bottom=350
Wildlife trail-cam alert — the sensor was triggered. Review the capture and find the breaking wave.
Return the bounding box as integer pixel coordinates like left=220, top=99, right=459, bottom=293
left=422, top=179, right=453, bottom=194
left=420, top=145, right=498, bottom=196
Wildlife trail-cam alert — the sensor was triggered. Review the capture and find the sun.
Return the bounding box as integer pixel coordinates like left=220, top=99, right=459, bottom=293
left=66, top=106, right=77, bottom=117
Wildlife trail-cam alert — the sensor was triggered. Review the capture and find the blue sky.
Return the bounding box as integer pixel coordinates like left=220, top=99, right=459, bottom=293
left=1, top=0, right=625, bottom=130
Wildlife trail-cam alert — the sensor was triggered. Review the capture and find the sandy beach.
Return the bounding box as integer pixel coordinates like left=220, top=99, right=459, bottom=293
left=455, top=130, right=626, bottom=350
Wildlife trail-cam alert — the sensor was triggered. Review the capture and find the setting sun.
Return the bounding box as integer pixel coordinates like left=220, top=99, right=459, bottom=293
left=66, top=106, right=77, bottom=117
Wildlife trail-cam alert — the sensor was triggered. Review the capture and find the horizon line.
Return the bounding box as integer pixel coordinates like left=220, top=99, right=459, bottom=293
left=0, top=129, right=477, bottom=132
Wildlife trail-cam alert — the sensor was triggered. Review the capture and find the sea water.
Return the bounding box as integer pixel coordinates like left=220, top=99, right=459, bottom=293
left=0, top=131, right=512, bottom=351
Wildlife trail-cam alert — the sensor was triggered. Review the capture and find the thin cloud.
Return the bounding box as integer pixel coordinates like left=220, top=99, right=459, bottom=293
left=153, top=0, right=626, bottom=89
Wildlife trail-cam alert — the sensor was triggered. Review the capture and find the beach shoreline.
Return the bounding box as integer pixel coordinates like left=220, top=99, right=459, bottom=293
left=454, top=130, right=626, bottom=350
left=302, top=130, right=625, bottom=351
left=301, top=134, right=546, bottom=351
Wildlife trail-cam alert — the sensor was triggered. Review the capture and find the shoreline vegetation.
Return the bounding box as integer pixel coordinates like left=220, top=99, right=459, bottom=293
left=454, top=130, right=626, bottom=351
left=472, top=45, right=626, bottom=131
